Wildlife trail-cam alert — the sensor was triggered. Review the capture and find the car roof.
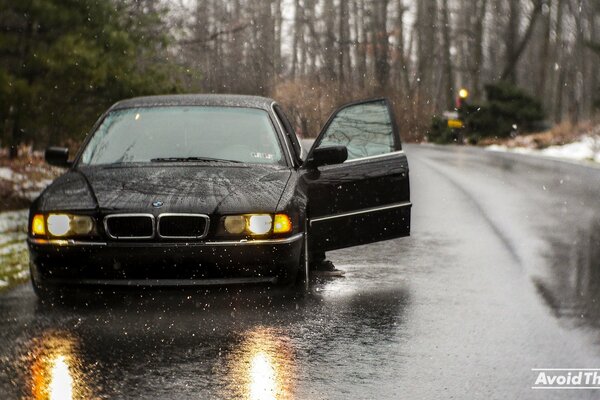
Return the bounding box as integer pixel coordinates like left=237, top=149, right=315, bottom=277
left=110, top=94, right=276, bottom=112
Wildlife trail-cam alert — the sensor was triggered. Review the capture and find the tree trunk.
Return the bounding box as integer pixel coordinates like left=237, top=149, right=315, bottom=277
left=416, top=0, right=437, bottom=100
left=553, top=0, right=565, bottom=122
left=501, top=0, right=543, bottom=82
left=323, top=0, right=337, bottom=81
left=394, top=0, right=410, bottom=95
left=472, top=0, right=488, bottom=101
left=292, top=0, right=303, bottom=79
left=441, top=0, right=454, bottom=109
left=355, top=0, right=367, bottom=89
left=338, top=0, right=351, bottom=91
left=273, top=0, right=282, bottom=78
left=535, top=0, right=552, bottom=109
left=373, top=0, right=390, bottom=91
left=504, top=0, right=520, bottom=84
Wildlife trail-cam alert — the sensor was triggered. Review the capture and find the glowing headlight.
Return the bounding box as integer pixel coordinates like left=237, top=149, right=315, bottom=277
left=45, top=214, right=94, bottom=237
left=47, top=214, right=71, bottom=236
left=223, top=214, right=292, bottom=236
left=247, top=215, right=272, bottom=235
left=224, top=215, right=246, bottom=234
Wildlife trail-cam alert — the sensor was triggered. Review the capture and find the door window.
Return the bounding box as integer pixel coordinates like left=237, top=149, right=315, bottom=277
left=317, top=100, right=396, bottom=160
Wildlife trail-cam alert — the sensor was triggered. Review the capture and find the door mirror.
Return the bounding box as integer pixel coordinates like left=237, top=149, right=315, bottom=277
left=305, top=145, right=348, bottom=168
left=45, top=147, right=71, bottom=168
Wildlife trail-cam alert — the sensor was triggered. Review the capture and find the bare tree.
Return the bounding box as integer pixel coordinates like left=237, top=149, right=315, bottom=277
left=171, top=0, right=599, bottom=138
left=415, top=0, right=438, bottom=100
left=440, top=0, right=454, bottom=109
left=501, top=0, right=544, bottom=82
left=373, top=0, right=390, bottom=91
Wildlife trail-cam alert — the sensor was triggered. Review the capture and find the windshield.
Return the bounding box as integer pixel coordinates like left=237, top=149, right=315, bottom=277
left=79, top=107, right=284, bottom=166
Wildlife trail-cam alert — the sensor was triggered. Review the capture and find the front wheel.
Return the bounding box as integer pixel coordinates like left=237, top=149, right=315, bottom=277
left=292, top=224, right=311, bottom=288
left=277, top=229, right=309, bottom=288
left=277, top=243, right=305, bottom=287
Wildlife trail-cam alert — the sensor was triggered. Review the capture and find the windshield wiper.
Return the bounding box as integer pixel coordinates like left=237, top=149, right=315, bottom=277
left=150, top=157, right=242, bottom=163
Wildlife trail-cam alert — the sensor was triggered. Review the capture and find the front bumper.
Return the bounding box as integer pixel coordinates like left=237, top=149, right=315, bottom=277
left=28, top=233, right=303, bottom=286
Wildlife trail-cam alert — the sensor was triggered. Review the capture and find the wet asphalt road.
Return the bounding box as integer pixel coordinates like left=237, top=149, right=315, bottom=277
left=1, top=144, right=600, bottom=399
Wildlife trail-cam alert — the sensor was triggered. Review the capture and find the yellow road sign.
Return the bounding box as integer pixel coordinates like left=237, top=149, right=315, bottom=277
left=448, top=119, right=464, bottom=129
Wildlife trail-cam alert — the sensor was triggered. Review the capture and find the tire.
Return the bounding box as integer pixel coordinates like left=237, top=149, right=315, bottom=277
left=277, top=246, right=303, bottom=287
left=277, top=230, right=308, bottom=288
left=293, top=222, right=310, bottom=287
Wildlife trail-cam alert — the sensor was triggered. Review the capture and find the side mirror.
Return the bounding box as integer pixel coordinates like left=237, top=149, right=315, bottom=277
left=306, top=145, right=348, bottom=168
left=45, top=147, right=71, bottom=168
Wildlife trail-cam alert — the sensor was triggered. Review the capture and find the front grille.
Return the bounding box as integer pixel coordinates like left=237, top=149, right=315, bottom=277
left=104, top=214, right=155, bottom=239
left=158, top=214, right=209, bottom=239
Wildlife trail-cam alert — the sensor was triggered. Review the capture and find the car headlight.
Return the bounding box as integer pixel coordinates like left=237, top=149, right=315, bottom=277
left=32, top=213, right=95, bottom=237
left=247, top=215, right=272, bottom=235
left=222, top=213, right=292, bottom=236
left=47, top=214, right=71, bottom=236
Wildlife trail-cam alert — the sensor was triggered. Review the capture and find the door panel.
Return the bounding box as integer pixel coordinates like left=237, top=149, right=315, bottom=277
left=304, top=98, right=411, bottom=253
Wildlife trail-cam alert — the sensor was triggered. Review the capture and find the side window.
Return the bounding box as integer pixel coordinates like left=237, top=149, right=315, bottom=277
left=317, top=100, right=396, bottom=160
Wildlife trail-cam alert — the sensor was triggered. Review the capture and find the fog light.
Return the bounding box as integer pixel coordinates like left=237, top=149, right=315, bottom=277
left=224, top=215, right=246, bottom=234
left=247, top=215, right=272, bottom=235
left=273, top=214, right=292, bottom=234
left=32, top=214, right=46, bottom=236
left=47, top=214, right=71, bottom=237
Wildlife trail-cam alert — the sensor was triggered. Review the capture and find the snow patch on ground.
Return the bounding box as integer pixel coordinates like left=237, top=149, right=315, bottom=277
left=15, top=269, right=30, bottom=280
left=0, top=210, right=29, bottom=289
left=0, top=167, right=11, bottom=180
left=487, top=135, right=600, bottom=164
left=0, top=162, right=58, bottom=206
left=0, top=242, right=25, bottom=256
left=0, top=166, right=27, bottom=182
left=541, top=136, right=600, bottom=163
left=0, top=167, right=19, bottom=181
left=0, top=210, right=28, bottom=233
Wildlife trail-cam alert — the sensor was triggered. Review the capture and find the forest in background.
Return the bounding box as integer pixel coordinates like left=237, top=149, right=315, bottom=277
left=1, top=0, right=599, bottom=152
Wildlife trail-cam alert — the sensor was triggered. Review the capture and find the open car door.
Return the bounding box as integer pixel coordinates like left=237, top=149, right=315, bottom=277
left=304, top=98, right=411, bottom=253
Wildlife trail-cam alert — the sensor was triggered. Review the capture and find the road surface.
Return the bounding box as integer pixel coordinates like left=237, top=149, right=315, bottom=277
left=1, top=144, right=599, bottom=399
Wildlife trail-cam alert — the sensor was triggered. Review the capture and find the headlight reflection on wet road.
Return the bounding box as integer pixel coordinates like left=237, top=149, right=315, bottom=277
left=249, top=351, right=277, bottom=400
left=225, top=327, right=296, bottom=400
left=28, top=331, right=93, bottom=400
left=47, top=355, right=73, bottom=400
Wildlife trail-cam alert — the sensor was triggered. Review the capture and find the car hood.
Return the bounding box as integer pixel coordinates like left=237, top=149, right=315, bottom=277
left=36, top=164, right=292, bottom=214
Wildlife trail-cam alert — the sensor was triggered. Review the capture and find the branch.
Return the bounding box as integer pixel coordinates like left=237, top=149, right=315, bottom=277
left=179, top=23, right=249, bottom=45
left=501, top=0, right=543, bottom=81
left=585, top=40, right=600, bottom=55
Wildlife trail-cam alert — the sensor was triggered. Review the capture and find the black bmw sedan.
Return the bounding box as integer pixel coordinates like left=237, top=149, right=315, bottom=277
left=27, top=94, right=411, bottom=298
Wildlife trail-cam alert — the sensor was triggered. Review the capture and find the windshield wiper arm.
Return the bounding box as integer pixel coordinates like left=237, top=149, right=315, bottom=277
left=150, top=157, right=241, bottom=163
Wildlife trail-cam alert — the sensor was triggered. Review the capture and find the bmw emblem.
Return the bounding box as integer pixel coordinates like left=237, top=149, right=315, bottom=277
left=152, top=200, right=164, bottom=208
